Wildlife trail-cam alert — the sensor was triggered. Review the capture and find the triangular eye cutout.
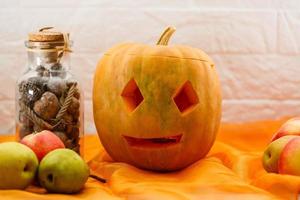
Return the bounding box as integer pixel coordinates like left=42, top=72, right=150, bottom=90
left=121, top=79, right=144, bottom=112
left=173, top=81, right=199, bottom=114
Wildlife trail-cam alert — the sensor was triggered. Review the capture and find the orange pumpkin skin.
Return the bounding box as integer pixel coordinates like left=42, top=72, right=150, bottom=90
left=93, top=27, right=222, bottom=171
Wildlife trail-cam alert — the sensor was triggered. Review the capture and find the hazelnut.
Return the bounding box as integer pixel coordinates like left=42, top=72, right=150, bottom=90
left=53, top=131, right=68, bottom=146
left=62, top=114, right=73, bottom=124
left=72, top=145, right=80, bottom=154
left=33, top=124, right=43, bottom=132
left=66, top=81, right=77, bottom=88
left=19, top=112, right=33, bottom=126
left=55, top=123, right=66, bottom=132
left=18, top=123, right=33, bottom=139
left=73, top=88, right=80, bottom=99
left=70, top=109, right=80, bottom=122
left=66, top=125, right=73, bottom=135
left=69, top=126, right=80, bottom=139
left=65, top=139, right=76, bottom=149
left=67, top=97, right=79, bottom=115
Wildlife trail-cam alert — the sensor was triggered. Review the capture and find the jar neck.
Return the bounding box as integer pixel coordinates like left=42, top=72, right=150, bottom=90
left=27, top=50, right=70, bottom=71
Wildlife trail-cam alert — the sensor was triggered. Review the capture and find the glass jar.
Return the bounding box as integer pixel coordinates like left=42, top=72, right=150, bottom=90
left=16, top=28, right=84, bottom=155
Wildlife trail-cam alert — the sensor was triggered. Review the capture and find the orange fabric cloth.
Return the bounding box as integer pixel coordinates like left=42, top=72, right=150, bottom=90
left=1, top=119, right=300, bottom=199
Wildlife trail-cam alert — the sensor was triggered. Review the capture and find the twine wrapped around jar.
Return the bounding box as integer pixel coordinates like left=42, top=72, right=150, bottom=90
left=23, top=83, right=77, bottom=131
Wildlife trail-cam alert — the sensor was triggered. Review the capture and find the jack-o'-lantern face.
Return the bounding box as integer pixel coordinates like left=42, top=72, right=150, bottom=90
left=93, top=27, right=222, bottom=171
left=121, top=79, right=199, bottom=148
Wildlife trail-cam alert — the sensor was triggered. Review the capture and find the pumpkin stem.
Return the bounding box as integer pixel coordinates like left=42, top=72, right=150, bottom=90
left=156, top=26, right=176, bottom=45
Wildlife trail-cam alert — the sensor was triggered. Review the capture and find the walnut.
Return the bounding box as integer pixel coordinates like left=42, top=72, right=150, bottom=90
left=33, top=92, right=60, bottom=120
left=47, top=78, right=67, bottom=97
left=18, top=77, right=48, bottom=107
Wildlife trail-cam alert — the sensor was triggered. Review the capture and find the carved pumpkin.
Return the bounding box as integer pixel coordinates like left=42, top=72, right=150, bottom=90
left=93, top=27, right=222, bottom=171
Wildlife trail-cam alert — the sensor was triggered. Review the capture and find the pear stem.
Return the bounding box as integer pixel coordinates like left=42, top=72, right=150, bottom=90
left=89, top=174, right=106, bottom=183
left=156, top=26, right=176, bottom=45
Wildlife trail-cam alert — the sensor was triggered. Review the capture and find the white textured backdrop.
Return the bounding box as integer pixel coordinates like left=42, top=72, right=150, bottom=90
left=0, top=0, right=300, bottom=134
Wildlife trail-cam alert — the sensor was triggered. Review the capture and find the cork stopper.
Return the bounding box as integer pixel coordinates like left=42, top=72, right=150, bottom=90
left=28, top=27, right=65, bottom=42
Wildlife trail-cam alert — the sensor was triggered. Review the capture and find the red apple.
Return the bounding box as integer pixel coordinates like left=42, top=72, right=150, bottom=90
left=271, top=118, right=300, bottom=142
left=21, top=130, right=65, bottom=161
left=278, top=137, right=300, bottom=175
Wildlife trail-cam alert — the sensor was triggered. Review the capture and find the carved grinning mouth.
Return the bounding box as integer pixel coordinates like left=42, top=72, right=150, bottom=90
left=123, top=134, right=182, bottom=148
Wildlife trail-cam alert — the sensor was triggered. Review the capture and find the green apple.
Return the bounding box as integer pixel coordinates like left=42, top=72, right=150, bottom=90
left=38, top=149, right=89, bottom=193
left=262, top=135, right=298, bottom=173
left=279, top=137, right=300, bottom=175
left=0, top=142, right=38, bottom=189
